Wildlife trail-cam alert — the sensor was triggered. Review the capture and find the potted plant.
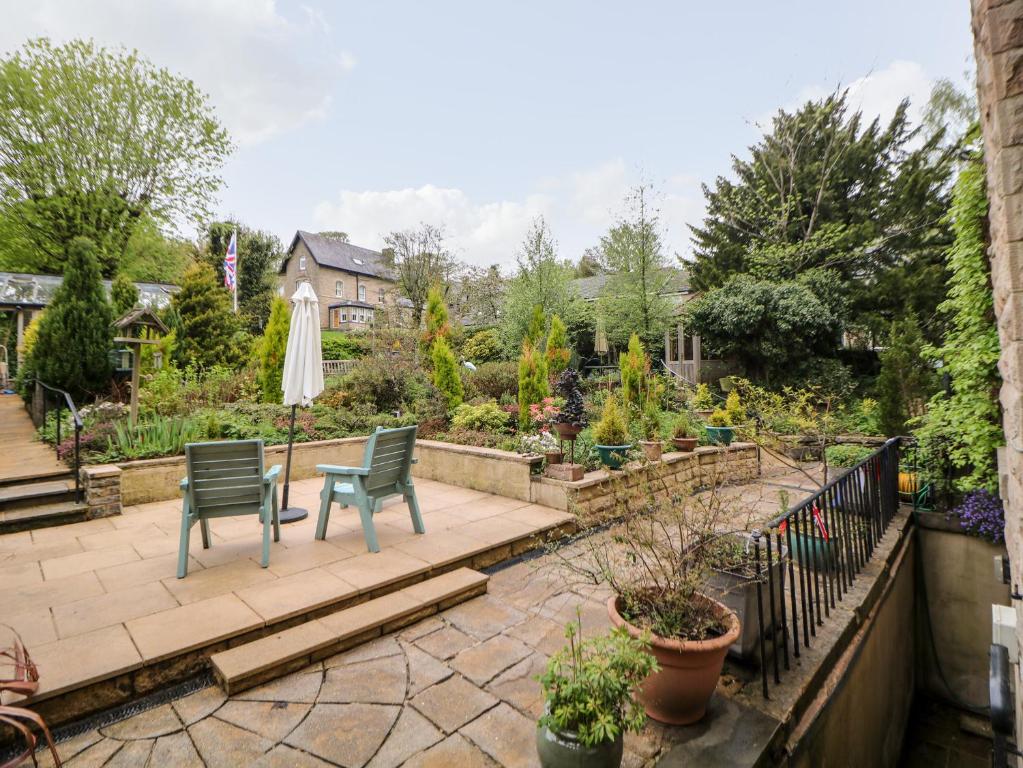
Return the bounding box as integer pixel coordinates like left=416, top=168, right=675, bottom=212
left=671, top=411, right=699, bottom=452
left=545, top=446, right=564, bottom=465
left=638, top=400, right=663, bottom=462
left=536, top=619, right=657, bottom=768
left=702, top=532, right=787, bottom=661
left=691, top=383, right=715, bottom=418
left=553, top=369, right=587, bottom=440
left=554, top=490, right=741, bottom=725
left=705, top=408, right=734, bottom=446
left=593, top=395, right=632, bottom=470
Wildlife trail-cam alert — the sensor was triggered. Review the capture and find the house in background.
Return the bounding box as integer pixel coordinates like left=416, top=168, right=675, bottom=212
left=278, top=231, right=399, bottom=330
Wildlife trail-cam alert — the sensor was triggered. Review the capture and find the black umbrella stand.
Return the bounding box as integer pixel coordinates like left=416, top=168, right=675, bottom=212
left=279, top=403, right=309, bottom=523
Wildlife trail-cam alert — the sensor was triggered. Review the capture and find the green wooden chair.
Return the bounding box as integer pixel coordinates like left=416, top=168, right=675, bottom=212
left=177, top=440, right=282, bottom=578
left=315, top=425, right=425, bottom=552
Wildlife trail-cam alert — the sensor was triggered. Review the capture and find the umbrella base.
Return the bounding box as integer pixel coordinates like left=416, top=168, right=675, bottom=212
left=279, top=506, right=308, bottom=524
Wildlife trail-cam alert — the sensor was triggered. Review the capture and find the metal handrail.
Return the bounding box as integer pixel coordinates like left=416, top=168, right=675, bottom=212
left=33, top=379, right=83, bottom=503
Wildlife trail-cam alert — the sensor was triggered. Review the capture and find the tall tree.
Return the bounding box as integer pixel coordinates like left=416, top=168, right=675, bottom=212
left=597, top=185, right=675, bottom=349
left=30, top=237, right=112, bottom=399
left=382, top=224, right=455, bottom=327
left=0, top=39, right=231, bottom=277
left=256, top=297, right=290, bottom=404
left=689, top=92, right=954, bottom=344
left=172, top=262, right=245, bottom=370
left=501, top=216, right=580, bottom=354
left=875, top=316, right=935, bottom=436
left=204, top=222, right=282, bottom=333
left=451, top=264, right=505, bottom=328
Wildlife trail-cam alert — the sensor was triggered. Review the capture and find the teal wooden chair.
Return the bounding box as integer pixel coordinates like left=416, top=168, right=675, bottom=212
left=315, top=425, right=425, bottom=552
left=177, top=440, right=282, bottom=578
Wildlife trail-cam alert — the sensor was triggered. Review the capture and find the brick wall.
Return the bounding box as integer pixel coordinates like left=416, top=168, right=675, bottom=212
left=971, top=0, right=1023, bottom=736
left=80, top=464, right=123, bottom=519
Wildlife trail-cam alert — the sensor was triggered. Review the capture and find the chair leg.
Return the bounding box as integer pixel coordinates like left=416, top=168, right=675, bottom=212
left=271, top=485, right=281, bottom=543
left=177, top=507, right=192, bottom=579
left=373, top=497, right=384, bottom=514
left=406, top=484, right=425, bottom=535
left=200, top=519, right=211, bottom=549
left=354, top=486, right=380, bottom=553
left=261, top=502, right=272, bottom=568
left=315, top=493, right=332, bottom=540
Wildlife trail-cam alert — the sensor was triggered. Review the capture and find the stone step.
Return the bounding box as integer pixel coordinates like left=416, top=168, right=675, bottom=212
left=0, top=478, right=76, bottom=511
left=0, top=468, right=74, bottom=489
left=0, top=500, right=90, bottom=533
left=211, top=567, right=489, bottom=695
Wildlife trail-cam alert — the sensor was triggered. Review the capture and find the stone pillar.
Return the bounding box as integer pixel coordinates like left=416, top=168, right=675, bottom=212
left=80, top=464, right=123, bottom=519
left=972, top=0, right=1023, bottom=743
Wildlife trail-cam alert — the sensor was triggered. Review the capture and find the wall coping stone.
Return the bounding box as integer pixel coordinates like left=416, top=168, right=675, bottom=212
left=414, top=439, right=542, bottom=465
left=82, top=464, right=122, bottom=480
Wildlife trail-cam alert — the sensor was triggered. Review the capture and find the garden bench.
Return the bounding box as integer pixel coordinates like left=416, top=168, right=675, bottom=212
left=315, top=425, right=425, bottom=552
left=177, top=440, right=282, bottom=578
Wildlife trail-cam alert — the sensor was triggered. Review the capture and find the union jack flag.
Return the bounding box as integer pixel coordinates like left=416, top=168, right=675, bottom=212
left=224, top=231, right=237, bottom=291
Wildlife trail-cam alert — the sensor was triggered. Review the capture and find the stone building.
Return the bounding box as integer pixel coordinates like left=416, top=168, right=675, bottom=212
left=972, top=0, right=1023, bottom=746
left=277, top=231, right=400, bottom=330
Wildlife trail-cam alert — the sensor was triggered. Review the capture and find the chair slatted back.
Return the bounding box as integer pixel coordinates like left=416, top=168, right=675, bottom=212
left=362, top=426, right=417, bottom=496
left=186, top=440, right=265, bottom=518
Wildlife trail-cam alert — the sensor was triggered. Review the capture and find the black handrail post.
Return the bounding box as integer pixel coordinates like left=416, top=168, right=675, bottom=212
left=74, top=425, right=81, bottom=503
left=765, top=533, right=780, bottom=685
left=56, top=398, right=62, bottom=449
left=753, top=530, right=769, bottom=699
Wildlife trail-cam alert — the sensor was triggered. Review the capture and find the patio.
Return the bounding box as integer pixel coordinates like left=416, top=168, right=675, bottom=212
left=0, top=474, right=574, bottom=721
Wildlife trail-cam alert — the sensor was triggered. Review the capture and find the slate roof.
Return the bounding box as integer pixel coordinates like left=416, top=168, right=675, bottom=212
left=282, top=231, right=394, bottom=280
left=571, top=266, right=692, bottom=301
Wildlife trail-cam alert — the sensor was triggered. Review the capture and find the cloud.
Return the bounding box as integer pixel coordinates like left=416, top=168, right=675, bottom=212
left=0, top=0, right=353, bottom=146
left=758, top=60, right=934, bottom=131
left=312, top=160, right=706, bottom=268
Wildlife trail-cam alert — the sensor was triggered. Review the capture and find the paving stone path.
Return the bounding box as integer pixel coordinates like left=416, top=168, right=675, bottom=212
left=33, top=457, right=823, bottom=768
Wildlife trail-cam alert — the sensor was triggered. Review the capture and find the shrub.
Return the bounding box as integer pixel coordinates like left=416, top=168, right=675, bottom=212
left=723, top=390, right=745, bottom=425
left=463, top=328, right=503, bottom=363
left=708, top=408, right=731, bottom=427
left=954, top=489, right=1005, bottom=544
left=593, top=395, right=629, bottom=445
left=538, top=621, right=657, bottom=747
left=875, top=317, right=934, bottom=436
left=321, top=331, right=368, bottom=360
left=172, top=262, right=245, bottom=370
left=517, top=340, right=549, bottom=429
left=545, top=314, right=570, bottom=379
left=431, top=336, right=464, bottom=409
left=339, top=355, right=429, bottom=413
left=256, top=297, right=290, bottom=404
left=451, top=401, right=509, bottom=432
left=672, top=410, right=698, bottom=439
left=824, top=444, right=874, bottom=468
left=692, top=383, right=714, bottom=410
left=111, top=273, right=139, bottom=316
left=464, top=361, right=518, bottom=400
left=105, top=415, right=201, bottom=460
left=641, top=400, right=661, bottom=440
left=31, top=237, right=113, bottom=399
left=619, top=333, right=646, bottom=407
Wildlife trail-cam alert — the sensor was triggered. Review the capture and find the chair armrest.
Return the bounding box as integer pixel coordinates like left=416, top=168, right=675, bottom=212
left=264, top=465, right=282, bottom=484
left=411, top=457, right=418, bottom=465
left=179, top=477, right=189, bottom=491
left=316, top=464, right=369, bottom=476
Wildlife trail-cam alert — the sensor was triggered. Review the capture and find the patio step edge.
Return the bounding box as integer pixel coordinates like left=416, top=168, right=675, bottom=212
left=210, top=567, right=489, bottom=695
left=0, top=500, right=89, bottom=533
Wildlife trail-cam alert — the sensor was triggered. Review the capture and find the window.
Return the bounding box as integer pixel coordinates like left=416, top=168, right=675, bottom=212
left=341, top=311, right=348, bottom=323
left=378, top=288, right=385, bottom=304
left=299, top=255, right=307, bottom=270
left=358, top=284, right=366, bottom=302
left=335, top=280, right=343, bottom=297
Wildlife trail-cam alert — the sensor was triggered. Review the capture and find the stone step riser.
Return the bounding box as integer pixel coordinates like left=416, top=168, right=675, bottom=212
left=0, top=488, right=76, bottom=512
left=0, top=501, right=90, bottom=534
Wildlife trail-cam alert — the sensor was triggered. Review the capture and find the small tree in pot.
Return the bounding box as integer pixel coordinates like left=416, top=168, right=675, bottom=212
left=671, top=410, right=700, bottom=451
left=552, top=487, right=740, bottom=725
left=536, top=619, right=657, bottom=768
left=593, top=395, right=632, bottom=469
left=639, top=399, right=663, bottom=462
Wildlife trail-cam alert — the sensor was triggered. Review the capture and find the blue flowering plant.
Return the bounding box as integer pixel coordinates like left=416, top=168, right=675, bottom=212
left=952, top=489, right=1005, bottom=544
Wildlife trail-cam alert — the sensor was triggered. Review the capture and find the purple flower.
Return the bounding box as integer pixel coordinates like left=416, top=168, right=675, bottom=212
left=952, top=490, right=1005, bottom=544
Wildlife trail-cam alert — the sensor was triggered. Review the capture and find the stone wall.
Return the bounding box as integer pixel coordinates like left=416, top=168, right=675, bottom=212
left=916, top=515, right=1011, bottom=705
left=971, top=0, right=1023, bottom=736
left=530, top=443, right=759, bottom=514
left=80, top=464, right=123, bottom=519
left=413, top=440, right=541, bottom=501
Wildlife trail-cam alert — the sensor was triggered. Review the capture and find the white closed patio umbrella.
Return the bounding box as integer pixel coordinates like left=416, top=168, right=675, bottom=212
left=279, top=282, right=325, bottom=523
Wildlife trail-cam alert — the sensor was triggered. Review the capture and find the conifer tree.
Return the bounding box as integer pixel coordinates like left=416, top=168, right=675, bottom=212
left=256, top=296, right=290, bottom=404
left=619, top=333, right=647, bottom=408
left=172, top=262, right=244, bottom=370
left=111, top=274, right=139, bottom=317
left=518, top=339, right=549, bottom=429
left=31, top=237, right=113, bottom=399
left=876, top=316, right=934, bottom=437
left=526, top=304, right=546, bottom=348
left=545, top=314, right=570, bottom=379
left=431, top=336, right=463, bottom=409
left=422, top=285, right=451, bottom=354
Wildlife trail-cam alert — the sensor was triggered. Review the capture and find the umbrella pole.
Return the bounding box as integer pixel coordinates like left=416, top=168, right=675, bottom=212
left=279, top=403, right=308, bottom=523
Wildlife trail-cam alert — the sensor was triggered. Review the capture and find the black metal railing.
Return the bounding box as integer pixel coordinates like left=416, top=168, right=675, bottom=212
left=746, top=437, right=901, bottom=698
left=34, top=380, right=83, bottom=503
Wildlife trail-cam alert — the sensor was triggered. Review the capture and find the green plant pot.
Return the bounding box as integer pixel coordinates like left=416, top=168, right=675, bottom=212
left=705, top=426, right=734, bottom=446
left=595, top=444, right=632, bottom=469
left=536, top=724, right=623, bottom=768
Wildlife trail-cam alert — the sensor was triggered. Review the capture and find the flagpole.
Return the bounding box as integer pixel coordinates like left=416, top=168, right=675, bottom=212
left=233, top=228, right=239, bottom=314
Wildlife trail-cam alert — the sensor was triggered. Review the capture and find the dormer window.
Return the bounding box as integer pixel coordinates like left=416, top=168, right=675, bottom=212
left=335, top=280, right=343, bottom=297
left=358, top=284, right=366, bottom=302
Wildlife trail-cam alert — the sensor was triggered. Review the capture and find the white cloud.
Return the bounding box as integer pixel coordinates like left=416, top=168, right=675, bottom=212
left=758, top=59, right=934, bottom=131
left=312, top=159, right=706, bottom=268
left=0, top=0, right=353, bottom=146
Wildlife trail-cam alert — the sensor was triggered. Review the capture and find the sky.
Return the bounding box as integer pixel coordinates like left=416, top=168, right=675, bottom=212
left=1, top=1, right=975, bottom=269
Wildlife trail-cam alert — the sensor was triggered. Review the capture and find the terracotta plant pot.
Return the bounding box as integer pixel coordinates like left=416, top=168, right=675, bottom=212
left=671, top=437, right=698, bottom=452
left=639, top=440, right=662, bottom=462
left=607, top=595, right=740, bottom=725
left=553, top=422, right=582, bottom=440
left=545, top=450, right=564, bottom=465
